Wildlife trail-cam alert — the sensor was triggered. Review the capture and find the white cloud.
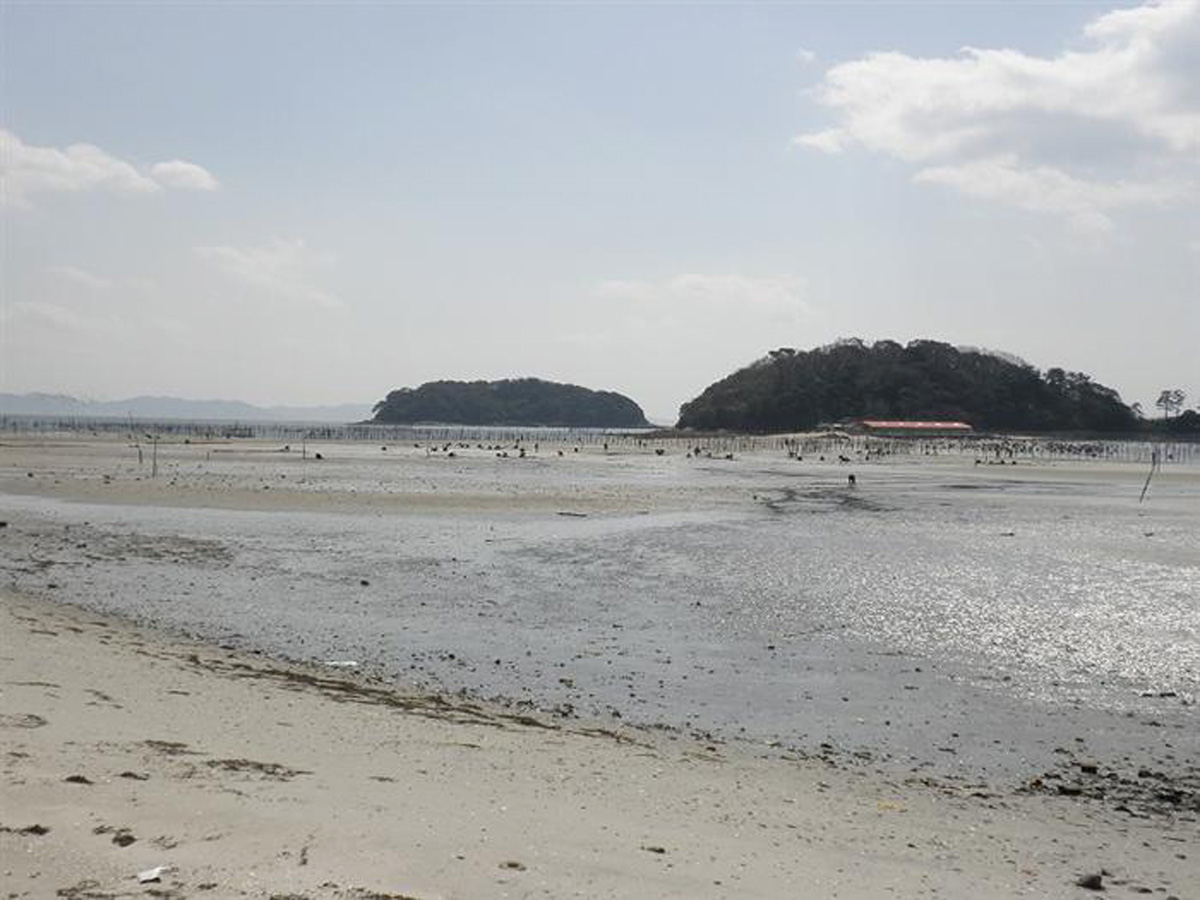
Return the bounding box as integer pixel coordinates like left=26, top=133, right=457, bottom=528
left=3, top=300, right=93, bottom=332
left=0, top=129, right=218, bottom=207
left=796, top=0, right=1200, bottom=226
left=44, top=265, right=113, bottom=291
left=794, top=128, right=846, bottom=154
left=795, top=47, right=817, bottom=65
left=913, top=154, right=1179, bottom=232
left=150, top=160, right=220, bottom=191
left=194, top=238, right=342, bottom=309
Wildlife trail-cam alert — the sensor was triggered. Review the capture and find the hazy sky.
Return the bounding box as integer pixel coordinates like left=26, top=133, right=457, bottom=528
left=2, top=1, right=1197, bottom=423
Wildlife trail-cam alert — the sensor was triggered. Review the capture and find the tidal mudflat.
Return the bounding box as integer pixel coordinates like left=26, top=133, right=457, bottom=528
left=1, top=434, right=1197, bottom=897
left=2, top=436, right=1196, bottom=792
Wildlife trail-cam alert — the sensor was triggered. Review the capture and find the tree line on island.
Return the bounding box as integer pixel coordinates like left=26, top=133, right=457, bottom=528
left=370, top=340, right=1197, bottom=434
left=677, top=339, right=1143, bottom=433
left=372, top=378, right=650, bottom=428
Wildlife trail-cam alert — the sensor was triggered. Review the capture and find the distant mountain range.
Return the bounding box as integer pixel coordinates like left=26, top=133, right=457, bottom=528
left=0, top=393, right=373, bottom=423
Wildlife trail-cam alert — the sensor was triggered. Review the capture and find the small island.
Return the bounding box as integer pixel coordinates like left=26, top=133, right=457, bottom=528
left=678, top=339, right=1140, bottom=433
left=372, top=378, right=650, bottom=428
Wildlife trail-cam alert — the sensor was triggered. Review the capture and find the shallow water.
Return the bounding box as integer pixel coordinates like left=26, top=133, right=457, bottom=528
left=2, top=444, right=1196, bottom=784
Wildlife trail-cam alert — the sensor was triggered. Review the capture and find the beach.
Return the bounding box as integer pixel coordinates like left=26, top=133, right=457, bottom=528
left=1, top=434, right=1197, bottom=897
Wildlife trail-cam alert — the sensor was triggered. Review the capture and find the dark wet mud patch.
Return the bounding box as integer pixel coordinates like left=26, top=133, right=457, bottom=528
left=941, top=479, right=1115, bottom=500
left=21, top=522, right=234, bottom=567
left=0, top=712, right=48, bottom=728
left=186, top=654, right=505, bottom=727
left=142, top=739, right=203, bottom=756
left=115, top=533, right=233, bottom=565
left=275, top=892, right=429, bottom=900
left=183, top=652, right=652, bottom=747
left=205, top=757, right=311, bottom=780
left=757, top=486, right=893, bottom=514
left=52, top=880, right=128, bottom=899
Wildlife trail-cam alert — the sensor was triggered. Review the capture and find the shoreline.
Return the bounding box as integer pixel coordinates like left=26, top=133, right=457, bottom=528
left=3, top=588, right=1196, bottom=898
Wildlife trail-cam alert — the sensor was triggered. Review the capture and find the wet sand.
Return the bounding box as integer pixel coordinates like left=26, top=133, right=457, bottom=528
left=1, top=434, right=1198, bottom=896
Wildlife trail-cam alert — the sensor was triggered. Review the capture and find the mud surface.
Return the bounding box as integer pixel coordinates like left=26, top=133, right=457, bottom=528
left=2, top=438, right=1197, bottom=805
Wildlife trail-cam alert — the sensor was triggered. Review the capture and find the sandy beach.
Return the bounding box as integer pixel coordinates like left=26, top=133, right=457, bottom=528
left=2, top=590, right=1195, bottom=899
left=2, top=434, right=1197, bottom=898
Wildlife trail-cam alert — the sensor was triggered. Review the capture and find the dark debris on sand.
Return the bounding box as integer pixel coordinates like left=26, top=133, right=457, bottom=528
left=1021, top=753, right=1200, bottom=818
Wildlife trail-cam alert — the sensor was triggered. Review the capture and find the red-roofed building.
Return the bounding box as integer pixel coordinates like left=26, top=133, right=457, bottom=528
left=848, top=419, right=973, bottom=437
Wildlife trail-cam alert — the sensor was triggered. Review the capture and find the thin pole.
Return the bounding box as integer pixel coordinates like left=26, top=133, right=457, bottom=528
left=1138, top=449, right=1159, bottom=503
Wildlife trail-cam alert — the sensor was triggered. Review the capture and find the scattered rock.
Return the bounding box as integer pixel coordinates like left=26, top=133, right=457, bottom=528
left=0, top=823, right=50, bottom=836
left=138, top=865, right=168, bottom=883
left=63, top=774, right=93, bottom=785
left=641, top=845, right=667, bottom=854
left=1075, top=872, right=1103, bottom=890
left=1025, top=759, right=1199, bottom=816
left=499, top=860, right=526, bottom=871
left=112, top=828, right=137, bottom=847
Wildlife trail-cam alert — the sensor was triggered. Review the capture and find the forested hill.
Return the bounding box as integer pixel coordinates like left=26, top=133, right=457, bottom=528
left=372, top=378, right=650, bottom=428
left=676, top=339, right=1137, bottom=433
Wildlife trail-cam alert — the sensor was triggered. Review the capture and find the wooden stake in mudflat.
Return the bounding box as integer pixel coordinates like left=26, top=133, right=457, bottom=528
left=1139, top=449, right=1159, bottom=503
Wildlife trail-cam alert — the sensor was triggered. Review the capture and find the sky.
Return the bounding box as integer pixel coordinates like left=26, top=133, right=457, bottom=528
left=1, top=1, right=1197, bottom=424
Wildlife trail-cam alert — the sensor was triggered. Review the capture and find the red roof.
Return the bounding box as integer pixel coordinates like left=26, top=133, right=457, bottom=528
left=859, top=420, right=972, bottom=430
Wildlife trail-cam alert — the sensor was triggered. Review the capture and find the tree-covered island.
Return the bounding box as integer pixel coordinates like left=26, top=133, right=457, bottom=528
left=677, top=339, right=1141, bottom=433
left=372, top=378, right=650, bottom=428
